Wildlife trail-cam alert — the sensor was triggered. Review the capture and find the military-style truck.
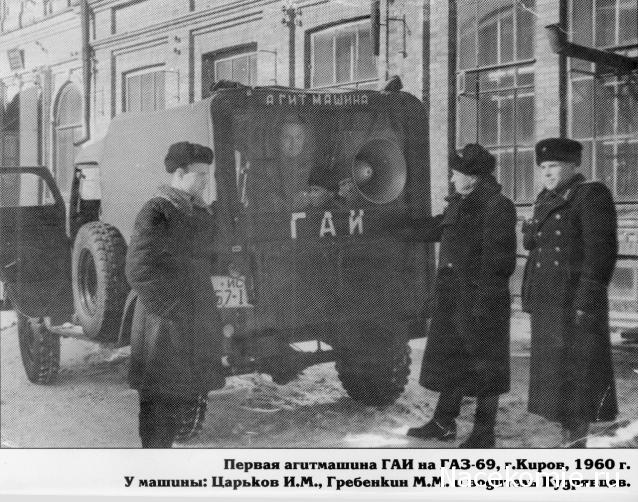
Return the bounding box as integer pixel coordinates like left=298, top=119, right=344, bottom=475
left=0, top=84, right=434, bottom=417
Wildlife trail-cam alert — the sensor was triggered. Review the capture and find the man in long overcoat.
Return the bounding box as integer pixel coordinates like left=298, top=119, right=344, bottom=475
left=522, top=137, right=618, bottom=447
left=126, top=141, right=224, bottom=448
left=403, top=144, right=517, bottom=448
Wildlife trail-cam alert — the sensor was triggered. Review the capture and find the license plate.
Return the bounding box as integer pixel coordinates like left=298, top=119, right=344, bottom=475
left=211, top=276, right=251, bottom=308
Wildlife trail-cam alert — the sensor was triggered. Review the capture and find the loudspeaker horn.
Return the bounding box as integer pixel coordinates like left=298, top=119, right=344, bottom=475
left=351, top=138, right=407, bottom=204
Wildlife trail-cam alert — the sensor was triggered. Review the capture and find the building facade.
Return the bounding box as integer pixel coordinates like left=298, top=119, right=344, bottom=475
left=1, top=0, right=637, bottom=319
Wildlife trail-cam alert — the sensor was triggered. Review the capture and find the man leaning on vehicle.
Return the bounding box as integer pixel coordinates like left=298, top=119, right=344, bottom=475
left=125, top=141, right=224, bottom=448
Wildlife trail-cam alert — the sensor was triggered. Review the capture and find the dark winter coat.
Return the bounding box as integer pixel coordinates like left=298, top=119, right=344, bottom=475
left=521, top=173, right=618, bottom=424
left=405, top=176, right=517, bottom=396
left=126, top=185, right=224, bottom=397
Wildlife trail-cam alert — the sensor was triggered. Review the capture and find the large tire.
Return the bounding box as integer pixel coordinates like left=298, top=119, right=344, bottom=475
left=336, top=331, right=410, bottom=408
left=72, top=222, right=129, bottom=341
left=174, top=395, right=208, bottom=443
left=17, top=315, right=60, bottom=384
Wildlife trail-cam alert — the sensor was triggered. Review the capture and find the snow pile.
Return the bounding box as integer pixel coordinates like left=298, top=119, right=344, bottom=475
left=588, top=419, right=638, bottom=448
left=222, top=368, right=345, bottom=413
left=0, top=311, right=16, bottom=330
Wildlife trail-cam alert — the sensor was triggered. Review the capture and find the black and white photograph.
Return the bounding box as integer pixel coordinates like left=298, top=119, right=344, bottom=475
left=0, top=0, right=637, bottom=496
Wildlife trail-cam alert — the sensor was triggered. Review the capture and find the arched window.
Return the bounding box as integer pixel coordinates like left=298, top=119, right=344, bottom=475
left=53, top=83, right=82, bottom=193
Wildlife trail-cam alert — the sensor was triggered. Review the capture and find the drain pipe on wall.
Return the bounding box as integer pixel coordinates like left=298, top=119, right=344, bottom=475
left=74, top=0, right=91, bottom=146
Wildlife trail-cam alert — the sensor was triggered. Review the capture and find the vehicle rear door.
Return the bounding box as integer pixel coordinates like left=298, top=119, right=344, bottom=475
left=0, top=167, right=73, bottom=321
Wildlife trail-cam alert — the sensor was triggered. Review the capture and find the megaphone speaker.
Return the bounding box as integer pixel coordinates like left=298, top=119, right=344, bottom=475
left=352, top=138, right=407, bottom=204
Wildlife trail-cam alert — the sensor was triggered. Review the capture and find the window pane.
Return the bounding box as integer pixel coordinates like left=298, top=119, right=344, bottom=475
left=498, top=150, right=515, bottom=199
left=232, top=56, right=249, bottom=85
left=618, top=82, right=637, bottom=135
left=571, top=79, right=593, bottom=138
left=477, top=17, right=498, bottom=66
left=479, top=93, right=499, bottom=145
left=579, top=140, right=593, bottom=179
left=458, top=95, right=478, bottom=146
left=500, top=9, right=514, bottom=63
left=0, top=173, right=49, bottom=208
left=313, top=31, right=334, bottom=87
left=516, top=148, right=535, bottom=202
left=140, top=72, right=155, bottom=112
left=619, top=0, right=638, bottom=44
left=336, top=28, right=354, bottom=83
left=595, top=0, right=616, bottom=47
left=617, top=141, right=638, bottom=199
left=516, top=92, right=535, bottom=144
left=572, top=0, right=593, bottom=46
left=458, top=0, right=477, bottom=69
left=357, top=26, right=377, bottom=80
left=595, top=141, right=615, bottom=190
left=215, top=59, right=232, bottom=82
left=500, top=91, right=515, bottom=144
left=516, top=0, right=535, bottom=60
left=154, top=71, right=165, bottom=110
left=126, top=74, right=141, bottom=113
left=594, top=81, right=615, bottom=136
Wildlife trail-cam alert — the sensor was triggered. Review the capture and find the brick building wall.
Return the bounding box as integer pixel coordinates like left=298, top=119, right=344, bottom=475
left=2, top=0, right=637, bottom=319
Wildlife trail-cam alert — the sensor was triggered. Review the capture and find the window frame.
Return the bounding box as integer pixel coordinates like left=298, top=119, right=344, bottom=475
left=307, top=17, right=379, bottom=90
left=201, top=43, right=258, bottom=99
left=122, top=65, right=166, bottom=114
left=456, top=0, right=537, bottom=205
left=567, top=0, right=638, bottom=202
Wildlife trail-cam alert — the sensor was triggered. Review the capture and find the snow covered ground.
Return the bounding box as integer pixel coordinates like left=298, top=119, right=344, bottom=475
left=1, top=312, right=637, bottom=448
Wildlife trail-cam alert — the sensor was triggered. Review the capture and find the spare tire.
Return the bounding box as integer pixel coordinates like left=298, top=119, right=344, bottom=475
left=72, top=222, right=129, bottom=341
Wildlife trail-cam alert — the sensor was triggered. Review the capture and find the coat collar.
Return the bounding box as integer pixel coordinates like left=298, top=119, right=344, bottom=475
left=156, top=184, right=211, bottom=217
left=534, top=173, right=584, bottom=226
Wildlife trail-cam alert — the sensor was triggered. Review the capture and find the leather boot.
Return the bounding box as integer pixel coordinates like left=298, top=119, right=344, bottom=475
left=407, top=419, right=457, bottom=441
left=459, top=423, right=495, bottom=448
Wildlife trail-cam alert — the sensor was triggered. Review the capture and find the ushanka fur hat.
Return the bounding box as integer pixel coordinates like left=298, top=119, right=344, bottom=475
left=451, top=143, right=496, bottom=176
left=164, top=142, right=214, bottom=173
left=535, top=138, right=582, bottom=166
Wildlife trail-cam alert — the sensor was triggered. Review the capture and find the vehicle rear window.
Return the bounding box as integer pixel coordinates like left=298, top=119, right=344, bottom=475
left=231, top=108, right=405, bottom=214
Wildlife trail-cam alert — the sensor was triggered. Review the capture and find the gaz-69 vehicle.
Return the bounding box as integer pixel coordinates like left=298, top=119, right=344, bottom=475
left=0, top=83, right=434, bottom=412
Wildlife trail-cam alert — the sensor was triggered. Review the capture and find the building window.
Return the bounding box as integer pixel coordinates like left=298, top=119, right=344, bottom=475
left=569, top=0, right=638, bottom=201
left=310, top=19, right=378, bottom=90
left=202, top=45, right=258, bottom=99
left=456, top=0, right=536, bottom=204
left=124, top=67, right=165, bottom=113
left=54, top=83, right=82, bottom=194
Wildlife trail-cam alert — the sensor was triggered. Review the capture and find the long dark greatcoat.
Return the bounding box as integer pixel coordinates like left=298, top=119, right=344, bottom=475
left=522, top=173, right=618, bottom=424
left=125, top=186, right=224, bottom=397
left=408, top=177, right=517, bottom=396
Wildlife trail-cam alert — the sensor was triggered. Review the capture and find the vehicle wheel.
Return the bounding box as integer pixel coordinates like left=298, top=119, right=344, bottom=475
left=72, top=222, right=129, bottom=341
left=335, top=331, right=410, bottom=407
left=17, top=315, right=60, bottom=384
left=174, top=395, right=207, bottom=443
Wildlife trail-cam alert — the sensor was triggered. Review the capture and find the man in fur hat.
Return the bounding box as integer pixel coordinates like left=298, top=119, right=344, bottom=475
left=126, top=141, right=224, bottom=448
left=402, top=143, right=517, bottom=448
left=522, top=137, right=618, bottom=447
